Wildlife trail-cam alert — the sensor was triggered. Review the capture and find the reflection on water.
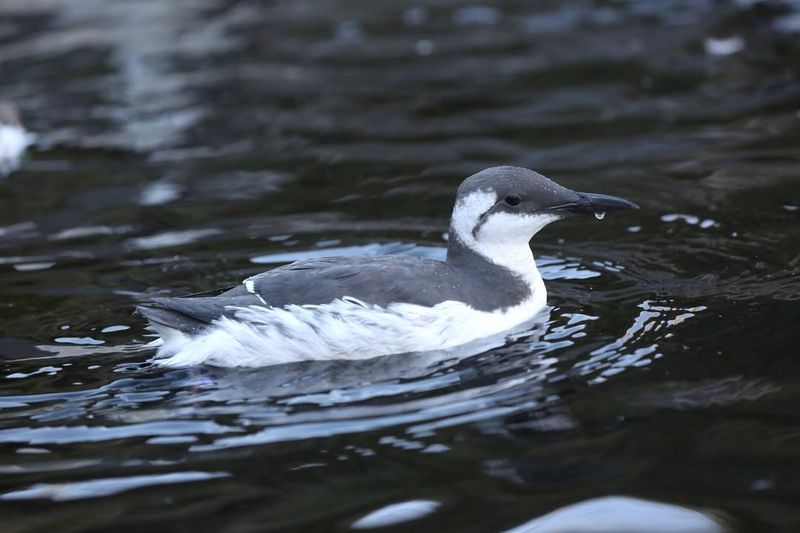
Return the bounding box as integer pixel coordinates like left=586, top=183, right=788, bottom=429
left=1, top=0, right=800, bottom=530
left=573, top=300, right=707, bottom=384
left=506, top=496, right=727, bottom=533
left=352, top=499, right=442, bottom=529
left=2, top=471, right=230, bottom=502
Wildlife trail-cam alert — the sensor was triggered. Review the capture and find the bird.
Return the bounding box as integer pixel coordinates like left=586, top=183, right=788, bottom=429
left=0, top=103, right=35, bottom=177
left=137, top=166, right=637, bottom=367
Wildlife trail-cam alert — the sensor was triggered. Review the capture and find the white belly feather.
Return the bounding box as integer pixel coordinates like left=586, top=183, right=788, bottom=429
left=152, top=287, right=546, bottom=368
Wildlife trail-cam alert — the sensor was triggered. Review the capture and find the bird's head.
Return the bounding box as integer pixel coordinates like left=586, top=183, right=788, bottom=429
left=449, top=166, right=638, bottom=270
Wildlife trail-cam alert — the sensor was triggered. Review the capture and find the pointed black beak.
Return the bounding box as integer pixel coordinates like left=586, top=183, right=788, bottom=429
left=546, top=191, right=639, bottom=216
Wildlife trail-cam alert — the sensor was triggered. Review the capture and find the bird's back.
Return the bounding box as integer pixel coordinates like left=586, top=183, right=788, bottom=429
left=139, top=255, right=460, bottom=333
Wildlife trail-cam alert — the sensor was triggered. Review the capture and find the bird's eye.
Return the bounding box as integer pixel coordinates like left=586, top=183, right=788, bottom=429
left=504, top=194, right=521, bottom=207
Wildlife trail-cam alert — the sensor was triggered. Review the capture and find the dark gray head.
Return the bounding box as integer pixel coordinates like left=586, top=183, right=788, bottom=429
left=0, top=103, right=21, bottom=127
left=448, top=166, right=637, bottom=271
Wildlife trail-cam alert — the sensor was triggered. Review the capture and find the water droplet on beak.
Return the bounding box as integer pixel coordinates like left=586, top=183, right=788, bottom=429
left=594, top=211, right=606, bottom=220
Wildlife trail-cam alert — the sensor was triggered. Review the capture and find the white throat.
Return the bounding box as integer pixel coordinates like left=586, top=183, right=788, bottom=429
left=450, top=190, right=557, bottom=283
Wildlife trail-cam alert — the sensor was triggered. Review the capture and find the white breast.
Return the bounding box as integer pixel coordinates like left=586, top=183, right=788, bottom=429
left=151, top=287, right=547, bottom=368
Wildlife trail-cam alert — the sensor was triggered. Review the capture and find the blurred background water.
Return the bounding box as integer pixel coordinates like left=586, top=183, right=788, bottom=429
left=1, top=0, right=799, bottom=531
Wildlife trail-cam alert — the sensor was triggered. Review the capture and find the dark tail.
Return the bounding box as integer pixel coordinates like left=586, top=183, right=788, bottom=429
left=135, top=305, right=208, bottom=335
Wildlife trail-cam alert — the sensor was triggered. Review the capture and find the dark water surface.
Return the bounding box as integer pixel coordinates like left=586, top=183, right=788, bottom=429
left=1, top=0, right=800, bottom=531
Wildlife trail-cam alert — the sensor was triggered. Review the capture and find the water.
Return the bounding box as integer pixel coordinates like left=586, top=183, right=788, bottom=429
left=1, top=0, right=799, bottom=530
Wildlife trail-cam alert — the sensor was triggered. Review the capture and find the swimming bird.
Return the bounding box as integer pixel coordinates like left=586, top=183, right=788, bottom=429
left=0, top=103, right=35, bottom=177
left=137, top=166, right=637, bottom=367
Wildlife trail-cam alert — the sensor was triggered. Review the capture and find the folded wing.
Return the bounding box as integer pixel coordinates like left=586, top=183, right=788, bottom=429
left=137, top=255, right=453, bottom=334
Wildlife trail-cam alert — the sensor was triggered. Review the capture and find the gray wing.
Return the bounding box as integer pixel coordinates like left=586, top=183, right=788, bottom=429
left=243, top=255, right=455, bottom=307
left=137, top=255, right=456, bottom=334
